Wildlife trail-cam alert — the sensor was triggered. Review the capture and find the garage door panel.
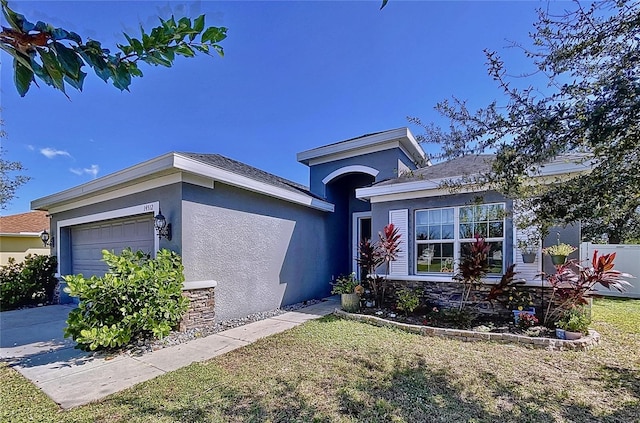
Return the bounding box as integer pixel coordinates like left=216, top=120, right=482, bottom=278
left=70, top=215, right=154, bottom=277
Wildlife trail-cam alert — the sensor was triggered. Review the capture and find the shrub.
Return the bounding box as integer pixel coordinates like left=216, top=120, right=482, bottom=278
left=64, top=248, right=189, bottom=351
left=396, top=288, right=420, bottom=316
left=0, top=254, right=58, bottom=311
left=454, top=234, right=490, bottom=311
left=517, top=311, right=539, bottom=329
left=555, top=306, right=591, bottom=334
left=331, top=273, right=361, bottom=295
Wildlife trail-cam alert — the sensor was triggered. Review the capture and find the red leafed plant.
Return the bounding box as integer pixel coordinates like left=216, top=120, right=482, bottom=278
left=355, top=224, right=402, bottom=307
left=356, top=238, right=385, bottom=304
left=544, top=250, right=633, bottom=324
left=379, top=223, right=402, bottom=274
left=378, top=223, right=402, bottom=306
left=454, top=234, right=490, bottom=311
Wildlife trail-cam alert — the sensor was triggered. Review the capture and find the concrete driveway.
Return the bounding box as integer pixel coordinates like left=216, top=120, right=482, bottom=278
left=0, top=298, right=338, bottom=409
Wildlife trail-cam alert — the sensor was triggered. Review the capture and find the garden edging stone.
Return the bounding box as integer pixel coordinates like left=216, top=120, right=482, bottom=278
left=334, top=308, right=601, bottom=351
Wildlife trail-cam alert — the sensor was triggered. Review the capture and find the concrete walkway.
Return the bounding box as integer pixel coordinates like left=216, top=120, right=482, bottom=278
left=0, top=297, right=339, bottom=409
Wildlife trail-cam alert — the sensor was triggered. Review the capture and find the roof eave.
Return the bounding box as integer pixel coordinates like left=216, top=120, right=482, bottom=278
left=31, top=153, right=177, bottom=211
left=296, top=127, right=427, bottom=165
left=31, top=153, right=335, bottom=214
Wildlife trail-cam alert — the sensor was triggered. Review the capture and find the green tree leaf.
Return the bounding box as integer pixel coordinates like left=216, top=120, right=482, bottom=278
left=202, top=26, right=227, bottom=43
left=13, top=57, right=33, bottom=97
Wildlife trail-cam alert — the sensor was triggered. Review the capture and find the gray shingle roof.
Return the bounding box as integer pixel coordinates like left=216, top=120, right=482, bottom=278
left=178, top=153, right=324, bottom=200
left=376, top=154, right=496, bottom=186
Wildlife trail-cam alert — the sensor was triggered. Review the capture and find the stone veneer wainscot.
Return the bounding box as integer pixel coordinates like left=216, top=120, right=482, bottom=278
left=180, top=280, right=217, bottom=331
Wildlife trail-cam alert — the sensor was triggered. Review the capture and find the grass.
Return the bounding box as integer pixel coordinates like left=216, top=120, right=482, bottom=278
left=1, top=297, right=639, bottom=422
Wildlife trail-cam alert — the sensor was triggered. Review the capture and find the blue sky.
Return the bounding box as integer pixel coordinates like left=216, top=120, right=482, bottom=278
left=1, top=0, right=545, bottom=215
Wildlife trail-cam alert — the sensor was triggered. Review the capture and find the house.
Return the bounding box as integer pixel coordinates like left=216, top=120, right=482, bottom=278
left=31, top=127, right=585, bottom=324
left=0, top=210, right=50, bottom=265
left=356, top=153, right=586, bottom=311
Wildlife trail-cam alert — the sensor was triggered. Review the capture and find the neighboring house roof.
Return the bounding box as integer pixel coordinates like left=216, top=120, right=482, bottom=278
left=32, top=152, right=334, bottom=213
left=356, top=153, right=593, bottom=202
left=0, top=211, right=49, bottom=235
left=297, top=127, right=428, bottom=166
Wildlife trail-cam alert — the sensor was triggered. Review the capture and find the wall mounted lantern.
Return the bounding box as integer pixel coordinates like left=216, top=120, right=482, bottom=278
left=154, top=209, right=172, bottom=241
left=40, top=229, right=54, bottom=248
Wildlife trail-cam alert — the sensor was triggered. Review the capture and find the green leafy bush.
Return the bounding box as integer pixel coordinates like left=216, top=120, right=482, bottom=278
left=555, top=306, right=591, bottom=334
left=64, top=248, right=189, bottom=351
left=331, top=273, right=361, bottom=295
left=396, top=288, right=420, bottom=316
left=0, top=254, right=58, bottom=311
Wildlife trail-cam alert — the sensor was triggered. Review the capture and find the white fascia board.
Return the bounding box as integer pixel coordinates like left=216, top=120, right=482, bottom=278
left=297, top=127, right=426, bottom=165
left=31, top=153, right=176, bottom=211
left=365, top=186, right=484, bottom=204
left=46, top=173, right=184, bottom=214
left=32, top=152, right=333, bottom=213
left=173, top=154, right=334, bottom=212
left=0, top=233, right=41, bottom=237
left=358, top=155, right=592, bottom=202
left=356, top=176, right=461, bottom=200
left=399, top=129, right=428, bottom=163
left=532, top=157, right=594, bottom=177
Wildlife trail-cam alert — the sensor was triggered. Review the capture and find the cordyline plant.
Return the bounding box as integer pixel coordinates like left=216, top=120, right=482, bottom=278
left=543, top=250, right=633, bottom=325
left=356, top=223, right=401, bottom=307
left=379, top=223, right=402, bottom=277
left=486, top=264, right=536, bottom=312
left=356, top=238, right=384, bottom=306
left=454, top=234, right=490, bottom=311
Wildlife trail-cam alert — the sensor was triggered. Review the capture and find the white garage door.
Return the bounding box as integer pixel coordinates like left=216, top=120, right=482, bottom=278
left=71, top=215, right=155, bottom=277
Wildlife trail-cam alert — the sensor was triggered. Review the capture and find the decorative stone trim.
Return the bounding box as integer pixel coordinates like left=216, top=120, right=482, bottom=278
left=334, top=309, right=600, bottom=351
left=384, top=279, right=563, bottom=319
left=180, top=284, right=216, bottom=331
left=182, top=280, right=217, bottom=291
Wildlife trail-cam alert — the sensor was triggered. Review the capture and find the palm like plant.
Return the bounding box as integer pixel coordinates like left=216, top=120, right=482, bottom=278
left=454, top=234, right=490, bottom=311
left=356, top=224, right=402, bottom=307
left=544, top=250, right=632, bottom=324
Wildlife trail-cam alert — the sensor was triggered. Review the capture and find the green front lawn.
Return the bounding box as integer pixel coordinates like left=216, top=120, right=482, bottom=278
left=2, top=298, right=639, bottom=422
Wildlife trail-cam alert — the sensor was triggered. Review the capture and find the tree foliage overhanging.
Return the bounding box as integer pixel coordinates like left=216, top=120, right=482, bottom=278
left=412, top=0, right=640, bottom=243
left=0, top=0, right=227, bottom=96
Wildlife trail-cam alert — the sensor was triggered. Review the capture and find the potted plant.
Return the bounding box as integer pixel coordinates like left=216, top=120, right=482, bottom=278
left=555, top=306, right=591, bottom=340
left=517, top=238, right=538, bottom=263
left=331, top=273, right=363, bottom=313
left=543, top=242, right=577, bottom=265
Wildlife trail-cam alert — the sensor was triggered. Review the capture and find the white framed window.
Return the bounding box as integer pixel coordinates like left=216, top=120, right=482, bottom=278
left=415, top=203, right=506, bottom=275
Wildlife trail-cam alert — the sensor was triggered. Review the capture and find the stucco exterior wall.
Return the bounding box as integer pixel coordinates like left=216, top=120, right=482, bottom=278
left=181, top=182, right=331, bottom=321
left=308, top=149, right=417, bottom=197
left=370, top=191, right=514, bottom=276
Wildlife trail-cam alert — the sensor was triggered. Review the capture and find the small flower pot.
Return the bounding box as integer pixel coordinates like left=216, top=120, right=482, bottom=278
left=555, top=328, right=566, bottom=340
left=341, top=293, right=360, bottom=313
left=564, top=330, right=583, bottom=340
left=521, top=253, right=537, bottom=263
left=550, top=255, right=567, bottom=265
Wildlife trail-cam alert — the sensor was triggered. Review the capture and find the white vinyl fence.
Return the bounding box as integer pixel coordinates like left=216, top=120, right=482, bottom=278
left=581, top=243, right=640, bottom=299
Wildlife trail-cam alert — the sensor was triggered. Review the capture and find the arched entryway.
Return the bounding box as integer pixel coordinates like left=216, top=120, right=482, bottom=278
left=324, top=172, right=375, bottom=280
